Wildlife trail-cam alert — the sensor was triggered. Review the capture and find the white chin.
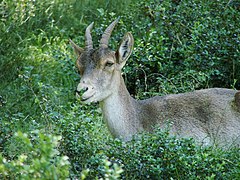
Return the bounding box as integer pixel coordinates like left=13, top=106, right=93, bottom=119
left=82, top=96, right=98, bottom=104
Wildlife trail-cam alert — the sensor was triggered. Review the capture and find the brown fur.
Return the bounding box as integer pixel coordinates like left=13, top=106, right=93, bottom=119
left=71, top=20, right=240, bottom=148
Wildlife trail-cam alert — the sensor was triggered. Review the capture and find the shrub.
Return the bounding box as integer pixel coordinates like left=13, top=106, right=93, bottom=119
left=0, top=131, right=70, bottom=179
left=60, top=126, right=240, bottom=179
left=117, top=0, right=240, bottom=96
left=1, top=0, right=239, bottom=179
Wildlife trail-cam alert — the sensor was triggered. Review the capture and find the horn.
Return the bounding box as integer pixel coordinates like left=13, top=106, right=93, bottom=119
left=85, top=22, right=94, bottom=50
left=100, top=18, right=120, bottom=48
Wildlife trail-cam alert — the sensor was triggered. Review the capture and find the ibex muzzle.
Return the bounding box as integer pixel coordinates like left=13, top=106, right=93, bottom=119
left=70, top=19, right=240, bottom=148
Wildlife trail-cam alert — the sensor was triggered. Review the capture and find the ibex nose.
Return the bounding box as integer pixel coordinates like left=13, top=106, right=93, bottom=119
left=75, top=87, right=88, bottom=96
left=76, top=81, right=94, bottom=98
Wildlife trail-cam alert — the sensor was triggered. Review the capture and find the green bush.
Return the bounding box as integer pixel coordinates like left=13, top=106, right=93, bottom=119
left=118, top=0, right=240, bottom=96
left=60, top=125, right=240, bottom=179
left=0, top=131, right=70, bottom=179
left=1, top=0, right=240, bottom=179
left=0, top=131, right=124, bottom=180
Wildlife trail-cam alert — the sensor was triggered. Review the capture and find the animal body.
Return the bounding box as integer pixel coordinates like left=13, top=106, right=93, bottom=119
left=70, top=19, right=240, bottom=148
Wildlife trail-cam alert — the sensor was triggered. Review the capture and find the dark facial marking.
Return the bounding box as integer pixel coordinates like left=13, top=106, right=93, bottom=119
left=78, top=48, right=114, bottom=74
left=122, top=39, right=129, bottom=59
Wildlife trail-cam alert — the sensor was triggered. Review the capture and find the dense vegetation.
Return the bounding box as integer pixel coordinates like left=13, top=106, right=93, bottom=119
left=0, top=0, right=239, bottom=179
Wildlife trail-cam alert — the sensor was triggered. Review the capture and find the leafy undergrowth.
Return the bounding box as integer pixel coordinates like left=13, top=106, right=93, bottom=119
left=1, top=126, right=239, bottom=179
left=0, top=0, right=240, bottom=179
left=0, top=132, right=70, bottom=179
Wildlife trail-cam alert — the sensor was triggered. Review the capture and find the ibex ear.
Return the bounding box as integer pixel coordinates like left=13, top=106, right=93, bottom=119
left=69, top=39, right=84, bottom=56
left=116, top=32, right=134, bottom=69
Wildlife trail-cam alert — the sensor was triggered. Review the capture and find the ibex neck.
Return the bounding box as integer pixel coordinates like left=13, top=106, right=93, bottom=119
left=100, top=75, right=142, bottom=141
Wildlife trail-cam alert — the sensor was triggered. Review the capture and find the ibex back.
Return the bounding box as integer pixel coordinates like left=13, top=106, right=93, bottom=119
left=70, top=19, right=240, bottom=148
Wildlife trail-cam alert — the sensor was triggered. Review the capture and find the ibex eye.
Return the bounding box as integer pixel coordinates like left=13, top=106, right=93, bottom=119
left=105, top=62, right=114, bottom=67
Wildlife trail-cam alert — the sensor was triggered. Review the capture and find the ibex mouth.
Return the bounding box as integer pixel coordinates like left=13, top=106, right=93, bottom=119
left=82, top=94, right=95, bottom=103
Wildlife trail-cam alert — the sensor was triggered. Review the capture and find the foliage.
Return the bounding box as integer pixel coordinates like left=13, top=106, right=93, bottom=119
left=119, top=0, right=240, bottom=96
left=81, top=158, right=124, bottom=180
left=0, top=131, right=70, bottom=179
left=60, top=124, right=240, bottom=179
left=0, top=0, right=240, bottom=179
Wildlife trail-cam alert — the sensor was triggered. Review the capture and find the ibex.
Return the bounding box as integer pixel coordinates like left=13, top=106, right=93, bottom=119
left=70, top=19, right=240, bottom=148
